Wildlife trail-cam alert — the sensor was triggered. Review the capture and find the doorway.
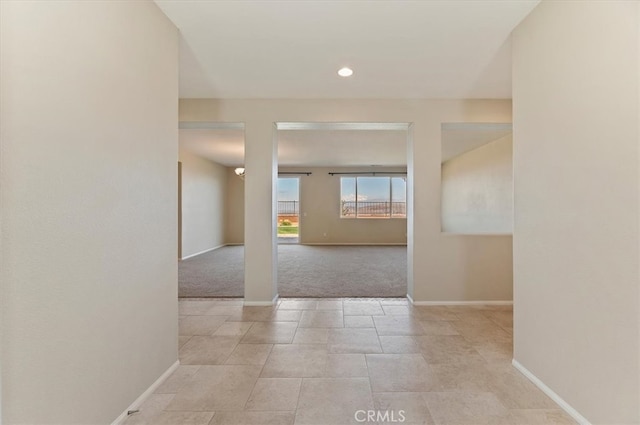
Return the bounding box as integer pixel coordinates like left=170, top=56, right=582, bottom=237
left=277, top=177, right=300, bottom=244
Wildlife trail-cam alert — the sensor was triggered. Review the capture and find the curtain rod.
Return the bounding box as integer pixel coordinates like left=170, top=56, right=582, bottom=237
left=328, top=172, right=406, bottom=176
left=279, top=172, right=312, bottom=176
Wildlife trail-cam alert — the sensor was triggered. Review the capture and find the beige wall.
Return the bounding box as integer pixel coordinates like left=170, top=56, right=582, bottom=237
left=283, top=167, right=407, bottom=244
left=180, top=99, right=513, bottom=302
left=441, top=134, right=513, bottom=234
left=0, top=1, right=178, bottom=423
left=512, top=1, right=639, bottom=423
left=226, top=167, right=246, bottom=244
left=179, top=148, right=227, bottom=258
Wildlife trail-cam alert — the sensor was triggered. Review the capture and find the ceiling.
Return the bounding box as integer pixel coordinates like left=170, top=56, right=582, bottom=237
left=155, top=0, right=539, bottom=99
left=180, top=128, right=407, bottom=167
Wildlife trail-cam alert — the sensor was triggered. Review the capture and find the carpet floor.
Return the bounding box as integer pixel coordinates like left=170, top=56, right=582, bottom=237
left=178, top=245, right=407, bottom=298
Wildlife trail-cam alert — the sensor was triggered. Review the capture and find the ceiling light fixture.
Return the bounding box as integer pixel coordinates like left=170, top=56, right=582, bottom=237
left=338, top=67, right=353, bottom=77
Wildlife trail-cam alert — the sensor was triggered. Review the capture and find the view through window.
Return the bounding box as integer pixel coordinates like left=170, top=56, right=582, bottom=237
left=277, top=177, right=300, bottom=242
left=340, top=176, right=407, bottom=218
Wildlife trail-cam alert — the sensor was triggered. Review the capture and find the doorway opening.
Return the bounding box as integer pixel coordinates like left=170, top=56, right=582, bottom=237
left=277, top=177, right=300, bottom=244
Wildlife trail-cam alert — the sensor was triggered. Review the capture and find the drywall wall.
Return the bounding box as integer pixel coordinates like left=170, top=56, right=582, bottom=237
left=512, top=1, right=639, bottom=423
left=283, top=167, right=407, bottom=244
left=180, top=99, right=513, bottom=303
left=179, top=148, right=227, bottom=258
left=226, top=167, right=246, bottom=244
left=441, top=134, right=513, bottom=233
left=0, top=1, right=178, bottom=423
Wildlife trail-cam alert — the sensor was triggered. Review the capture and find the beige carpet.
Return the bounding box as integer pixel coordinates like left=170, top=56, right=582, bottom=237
left=178, top=245, right=407, bottom=298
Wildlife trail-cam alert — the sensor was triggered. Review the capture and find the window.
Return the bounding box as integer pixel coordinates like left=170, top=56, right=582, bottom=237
left=340, top=176, right=406, bottom=218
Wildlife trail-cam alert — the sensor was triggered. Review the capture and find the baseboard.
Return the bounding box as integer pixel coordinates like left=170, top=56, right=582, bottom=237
left=409, top=300, right=513, bottom=306
left=512, top=359, right=591, bottom=425
left=244, top=294, right=279, bottom=307
left=111, top=360, right=180, bottom=425
left=180, top=244, right=225, bottom=260
left=303, top=243, right=407, bottom=246
left=406, top=293, right=415, bottom=304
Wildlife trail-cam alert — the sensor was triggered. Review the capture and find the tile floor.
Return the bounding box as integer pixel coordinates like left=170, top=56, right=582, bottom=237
left=125, top=298, right=576, bottom=425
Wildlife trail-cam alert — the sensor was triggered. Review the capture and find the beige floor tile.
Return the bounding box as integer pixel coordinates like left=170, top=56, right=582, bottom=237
left=431, top=362, right=496, bottom=392
left=343, top=301, right=384, bottom=316
left=298, top=311, right=344, bottom=328
left=246, top=378, right=302, bottom=411
left=327, top=328, right=382, bottom=353
left=473, top=340, right=512, bottom=364
left=485, top=310, right=513, bottom=330
left=146, top=411, right=214, bottom=425
left=325, top=354, right=369, bottom=377
left=379, top=336, right=421, bottom=353
left=372, top=392, right=435, bottom=425
left=206, top=305, right=244, bottom=316
left=490, top=409, right=577, bottom=425
left=344, top=315, right=374, bottom=328
left=225, top=343, right=273, bottom=365
left=122, top=394, right=174, bottom=425
left=272, top=310, right=303, bottom=322
left=228, top=306, right=277, bottom=322
left=179, top=300, right=219, bottom=316
left=295, top=378, right=374, bottom=425
left=214, top=298, right=246, bottom=306
left=280, top=300, right=318, bottom=310
left=366, top=354, right=438, bottom=392
left=419, top=320, right=459, bottom=335
left=412, top=307, right=460, bottom=321
left=213, top=321, right=254, bottom=336
left=422, top=392, right=509, bottom=425
left=179, top=315, right=228, bottom=336
left=415, top=335, right=484, bottom=364
left=241, top=322, right=298, bottom=344
left=261, top=344, right=328, bottom=378
left=292, top=328, right=329, bottom=344
left=486, top=364, right=558, bottom=409
left=210, top=411, right=295, bottom=425
left=179, top=336, right=241, bottom=365
left=379, top=298, right=409, bottom=306
left=382, top=305, right=411, bottom=315
left=373, top=315, right=425, bottom=336
left=316, top=300, right=343, bottom=310
left=155, top=365, right=200, bottom=394
left=178, top=336, right=192, bottom=349
left=450, top=320, right=512, bottom=344
left=166, top=365, right=262, bottom=411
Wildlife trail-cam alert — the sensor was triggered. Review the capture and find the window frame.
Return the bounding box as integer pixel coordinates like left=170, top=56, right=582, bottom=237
left=339, top=175, right=407, bottom=219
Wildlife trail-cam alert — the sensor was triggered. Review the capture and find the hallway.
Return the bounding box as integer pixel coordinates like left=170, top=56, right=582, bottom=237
left=125, top=298, right=575, bottom=425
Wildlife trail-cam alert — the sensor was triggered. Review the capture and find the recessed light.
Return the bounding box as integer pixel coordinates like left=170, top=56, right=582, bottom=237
left=338, top=67, right=353, bottom=77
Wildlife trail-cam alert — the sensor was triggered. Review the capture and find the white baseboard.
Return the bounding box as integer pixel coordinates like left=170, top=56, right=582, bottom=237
left=303, top=243, right=407, bottom=246
left=111, top=360, right=180, bottom=425
left=244, top=294, right=279, bottom=307
left=512, top=359, right=591, bottom=425
left=409, top=300, right=513, bottom=306
left=180, top=244, right=225, bottom=260
left=406, top=294, right=415, bottom=304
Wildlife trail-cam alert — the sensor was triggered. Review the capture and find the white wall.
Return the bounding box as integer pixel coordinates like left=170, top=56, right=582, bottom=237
left=179, top=148, right=227, bottom=258
left=0, top=2, right=178, bottom=423
left=512, top=1, right=639, bottom=423
left=441, top=134, right=513, bottom=234
left=180, top=99, right=513, bottom=303
left=226, top=167, right=246, bottom=244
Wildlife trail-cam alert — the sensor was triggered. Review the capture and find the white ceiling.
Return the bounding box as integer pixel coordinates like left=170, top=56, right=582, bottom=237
left=179, top=128, right=407, bottom=167
left=441, top=123, right=512, bottom=162
left=155, top=0, right=539, bottom=99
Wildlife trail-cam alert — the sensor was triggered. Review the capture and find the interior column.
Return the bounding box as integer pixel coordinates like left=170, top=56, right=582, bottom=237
left=243, top=120, right=278, bottom=305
